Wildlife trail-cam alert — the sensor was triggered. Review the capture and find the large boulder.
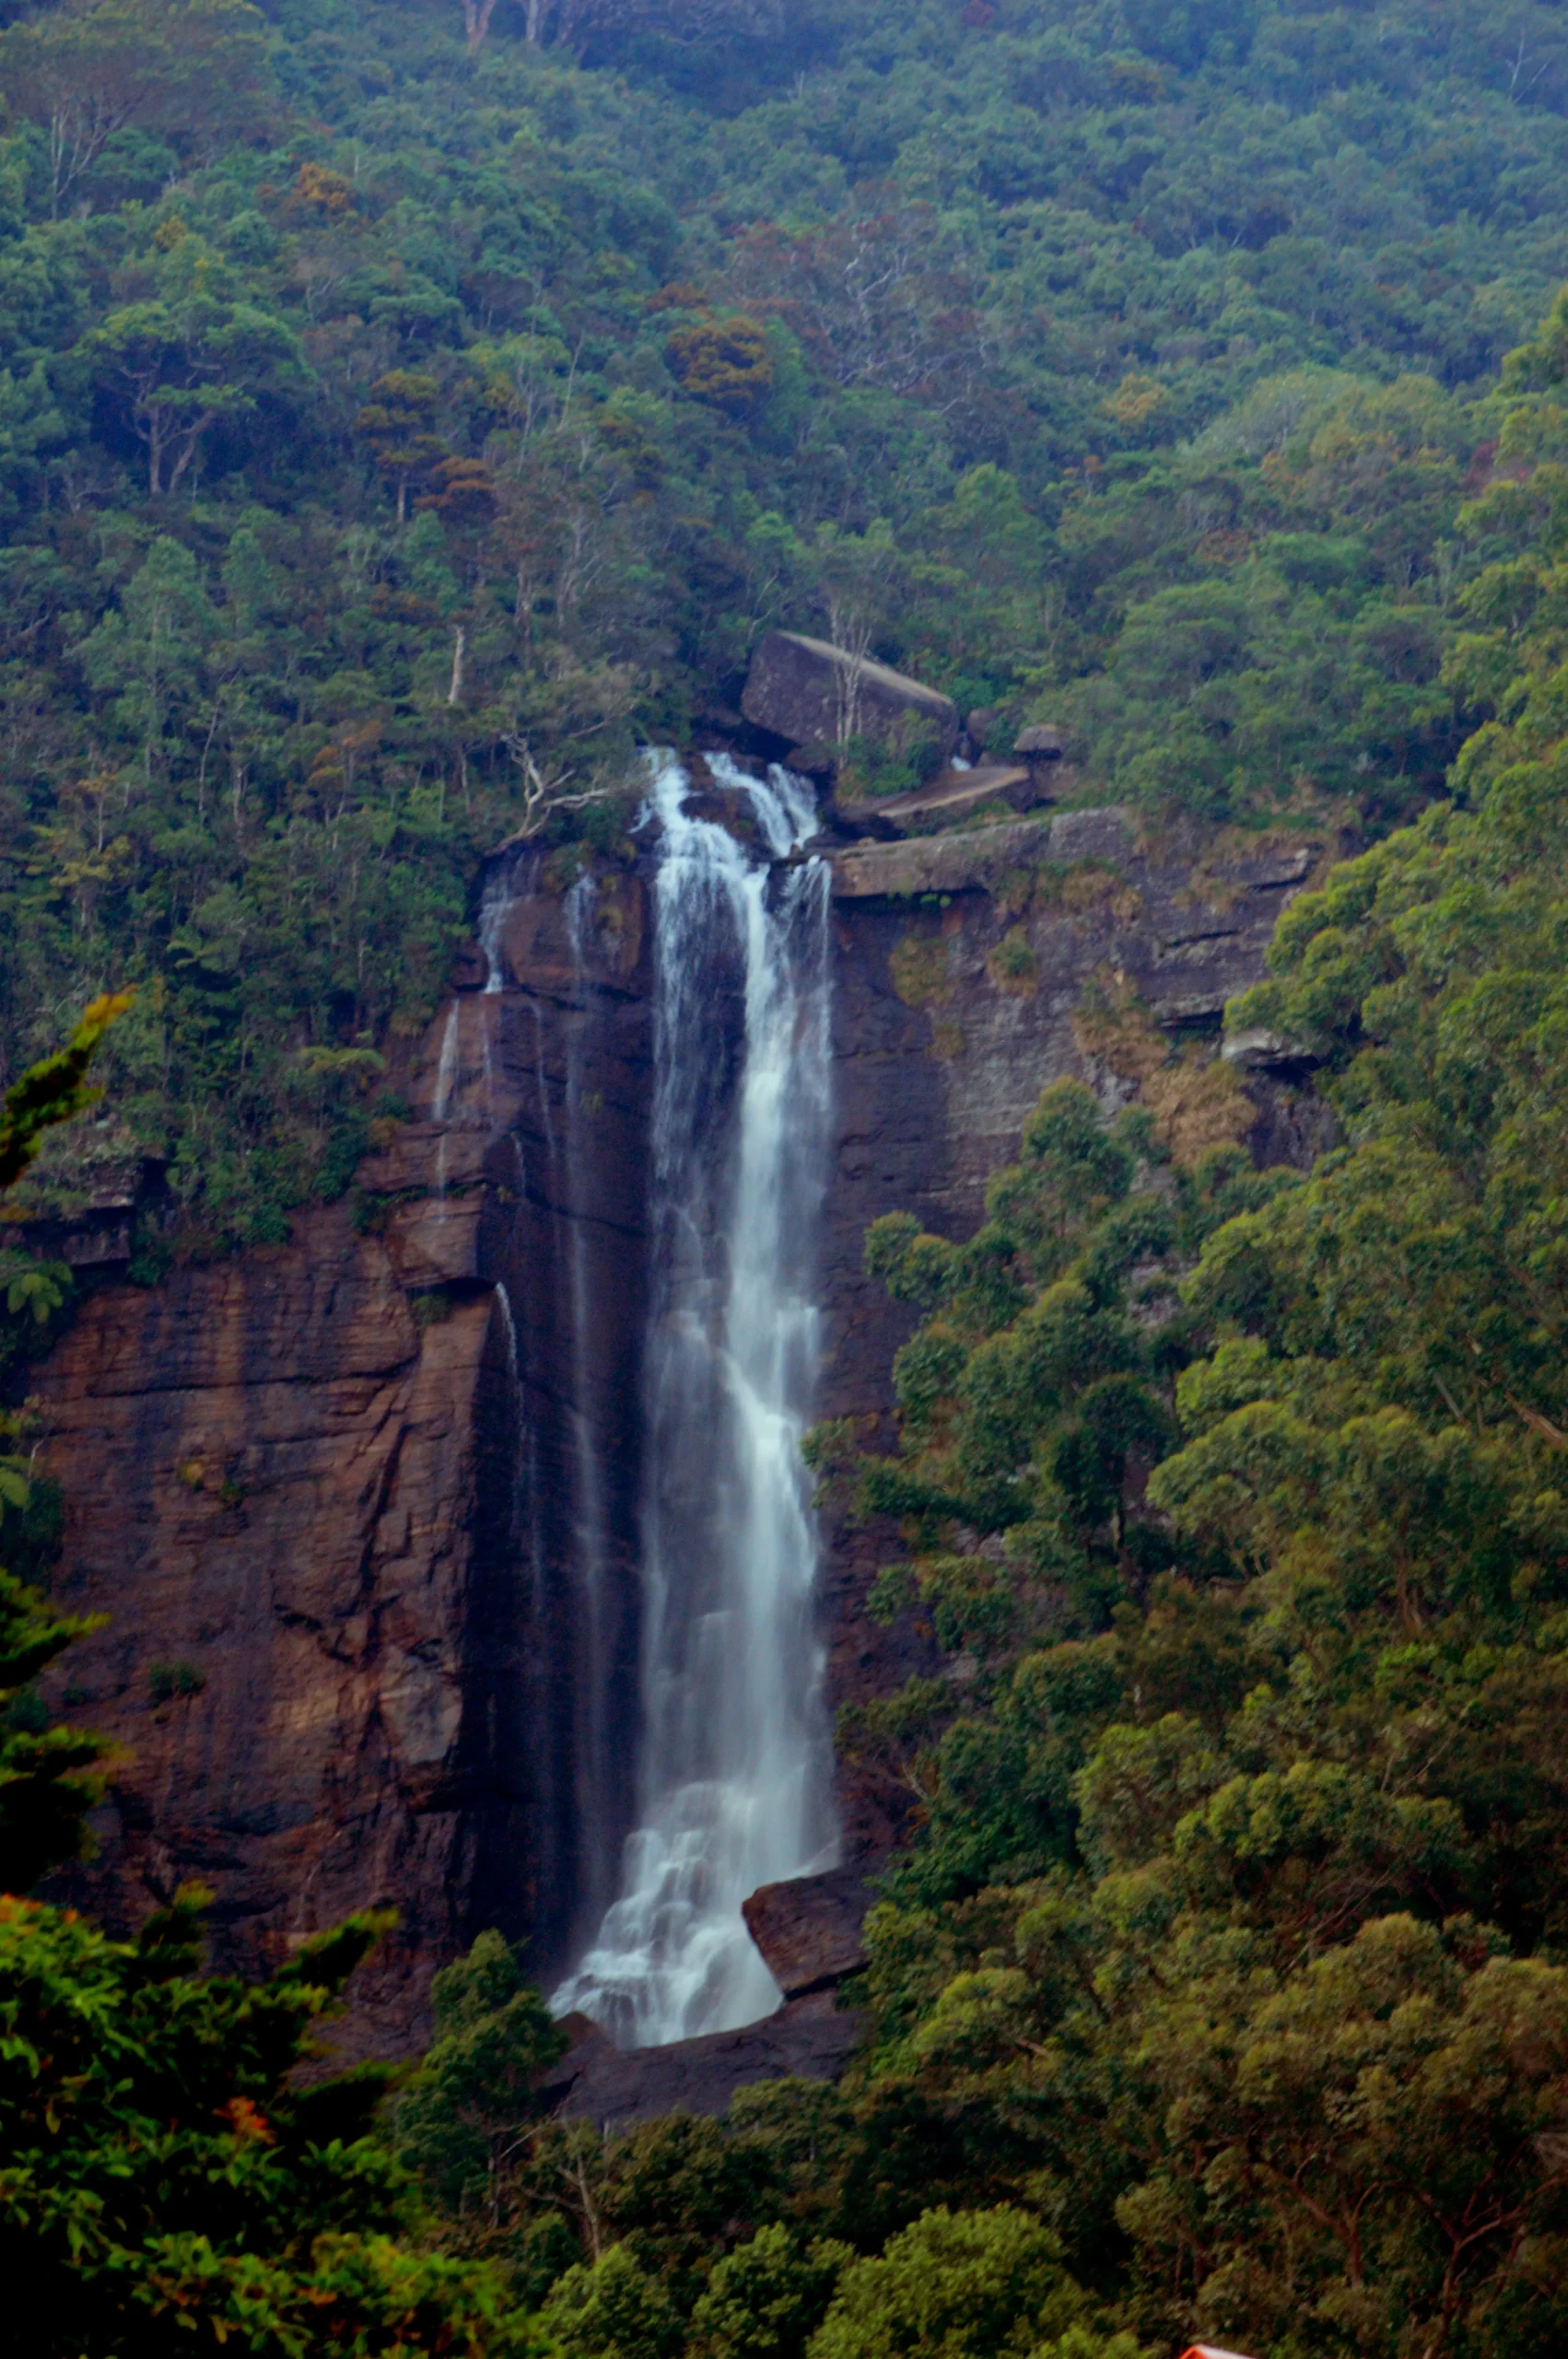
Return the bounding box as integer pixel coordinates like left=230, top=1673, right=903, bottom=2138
left=742, top=630, right=959, bottom=761
left=741, top=1864, right=871, bottom=1999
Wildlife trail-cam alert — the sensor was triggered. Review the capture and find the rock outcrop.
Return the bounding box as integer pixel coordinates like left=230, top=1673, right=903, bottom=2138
left=838, top=762, right=1056, bottom=839
left=29, top=781, right=1337, bottom=2060
left=741, top=630, right=959, bottom=765
left=547, top=1989, right=863, bottom=2132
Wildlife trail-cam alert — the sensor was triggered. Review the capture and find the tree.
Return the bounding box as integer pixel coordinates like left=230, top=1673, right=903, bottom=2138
left=500, top=0, right=784, bottom=53
left=0, top=997, right=131, bottom=1891
left=88, top=274, right=309, bottom=498
left=665, top=315, right=773, bottom=417
left=78, top=535, right=217, bottom=788
left=0, top=0, right=270, bottom=218
left=356, top=371, right=449, bottom=523
left=395, top=1929, right=567, bottom=2224
left=805, top=2208, right=1095, bottom=2359
left=0, top=1895, right=544, bottom=2357
left=825, top=279, right=1568, bottom=2358
left=688, top=2224, right=850, bottom=2359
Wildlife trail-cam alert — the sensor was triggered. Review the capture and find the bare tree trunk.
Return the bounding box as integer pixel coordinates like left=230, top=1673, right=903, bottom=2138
left=826, top=596, right=873, bottom=744
left=448, top=626, right=466, bottom=706
left=462, top=0, right=500, bottom=52
left=49, top=109, right=66, bottom=222
left=168, top=426, right=206, bottom=497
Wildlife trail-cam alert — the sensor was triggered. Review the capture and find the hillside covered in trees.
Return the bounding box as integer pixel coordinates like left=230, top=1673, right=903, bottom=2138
left=9, top=4, right=1568, bottom=2355
left=1, top=0, right=1566, bottom=1262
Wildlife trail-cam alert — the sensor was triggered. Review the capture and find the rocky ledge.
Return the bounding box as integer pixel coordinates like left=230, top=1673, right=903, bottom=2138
left=546, top=1866, right=872, bottom=2130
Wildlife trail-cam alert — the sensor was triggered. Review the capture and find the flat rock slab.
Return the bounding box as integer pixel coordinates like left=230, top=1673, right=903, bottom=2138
left=742, top=1865, right=871, bottom=1997
left=837, top=765, right=1047, bottom=839
left=551, top=1990, right=864, bottom=2132
left=829, top=813, right=1060, bottom=899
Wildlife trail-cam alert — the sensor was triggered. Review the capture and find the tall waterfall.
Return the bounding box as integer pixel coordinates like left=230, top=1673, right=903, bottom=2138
left=551, top=750, right=837, bottom=2048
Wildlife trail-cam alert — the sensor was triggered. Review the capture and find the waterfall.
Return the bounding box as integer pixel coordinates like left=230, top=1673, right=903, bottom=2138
left=551, top=749, right=836, bottom=2048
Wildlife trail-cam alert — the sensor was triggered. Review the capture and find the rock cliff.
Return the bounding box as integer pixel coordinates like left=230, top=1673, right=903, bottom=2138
left=28, top=792, right=1332, bottom=2055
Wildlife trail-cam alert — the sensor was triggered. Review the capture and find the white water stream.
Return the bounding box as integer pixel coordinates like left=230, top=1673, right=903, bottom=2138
left=550, top=750, right=836, bottom=2048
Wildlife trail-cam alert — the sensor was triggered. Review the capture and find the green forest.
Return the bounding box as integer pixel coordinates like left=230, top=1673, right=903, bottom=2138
left=8, top=0, right=1568, bottom=2353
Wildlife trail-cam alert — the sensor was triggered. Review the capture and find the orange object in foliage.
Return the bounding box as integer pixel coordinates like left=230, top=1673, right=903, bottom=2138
left=1177, top=2347, right=1259, bottom=2359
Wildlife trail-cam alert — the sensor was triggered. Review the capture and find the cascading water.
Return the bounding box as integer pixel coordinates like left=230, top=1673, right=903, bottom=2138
left=551, top=749, right=837, bottom=2048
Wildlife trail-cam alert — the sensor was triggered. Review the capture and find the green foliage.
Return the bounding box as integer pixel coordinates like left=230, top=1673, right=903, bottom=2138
left=544, top=2242, right=684, bottom=2359
left=0, top=1889, right=544, bottom=2356
left=0, top=1001, right=126, bottom=1888
left=395, top=1928, right=567, bottom=2218
left=806, top=2208, right=1090, bottom=2359
left=146, top=1656, right=205, bottom=1701
left=0, top=1558, right=109, bottom=1894
left=0, top=0, right=271, bottom=218
left=827, top=1077, right=1292, bottom=1901
left=689, top=2224, right=850, bottom=2359
left=17, top=7, right=1568, bottom=2349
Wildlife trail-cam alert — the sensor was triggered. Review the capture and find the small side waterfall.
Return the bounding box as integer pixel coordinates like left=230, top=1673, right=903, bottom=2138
left=551, top=750, right=837, bottom=2048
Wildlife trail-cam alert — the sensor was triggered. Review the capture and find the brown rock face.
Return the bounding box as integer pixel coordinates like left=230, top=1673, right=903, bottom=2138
left=31, top=1208, right=505, bottom=2054
left=29, top=789, right=1334, bottom=2057
left=31, top=849, right=658, bottom=2048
